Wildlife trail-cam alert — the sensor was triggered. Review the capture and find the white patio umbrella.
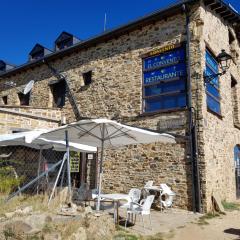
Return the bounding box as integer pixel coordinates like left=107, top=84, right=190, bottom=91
left=37, top=118, right=176, bottom=210
left=0, top=130, right=97, bottom=152
left=0, top=130, right=97, bottom=202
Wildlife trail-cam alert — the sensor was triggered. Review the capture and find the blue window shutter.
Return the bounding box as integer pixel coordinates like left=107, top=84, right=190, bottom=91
left=205, top=50, right=221, bottom=114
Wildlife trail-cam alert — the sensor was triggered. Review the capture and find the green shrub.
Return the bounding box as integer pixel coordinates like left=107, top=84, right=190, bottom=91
left=0, top=166, right=23, bottom=194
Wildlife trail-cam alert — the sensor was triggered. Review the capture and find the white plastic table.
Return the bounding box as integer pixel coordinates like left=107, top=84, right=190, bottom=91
left=144, top=186, right=163, bottom=211
left=100, top=193, right=129, bottom=224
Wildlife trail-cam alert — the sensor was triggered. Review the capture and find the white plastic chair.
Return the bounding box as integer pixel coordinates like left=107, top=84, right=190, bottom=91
left=160, top=184, right=175, bottom=209
left=144, top=180, right=154, bottom=188
left=125, top=195, right=155, bottom=231
left=120, top=188, right=141, bottom=209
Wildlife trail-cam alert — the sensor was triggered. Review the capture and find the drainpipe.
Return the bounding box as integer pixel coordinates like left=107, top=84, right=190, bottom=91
left=43, top=60, right=82, bottom=121
left=183, top=3, right=201, bottom=213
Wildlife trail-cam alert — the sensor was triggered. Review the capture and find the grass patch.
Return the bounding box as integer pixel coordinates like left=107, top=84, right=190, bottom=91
left=0, top=194, right=49, bottom=216
left=3, top=227, right=16, bottom=240
left=222, top=201, right=240, bottom=211
left=113, top=231, right=174, bottom=240
left=144, top=233, right=165, bottom=240
left=42, top=223, right=54, bottom=234
left=113, top=232, right=139, bottom=240
left=0, top=193, right=65, bottom=217
left=196, top=213, right=220, bottom=225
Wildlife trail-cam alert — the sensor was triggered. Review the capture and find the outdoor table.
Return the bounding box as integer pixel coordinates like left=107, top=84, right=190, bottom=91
left=100, top=193, right=129, bottom=224
left=144, top=185, right=163, bottom=211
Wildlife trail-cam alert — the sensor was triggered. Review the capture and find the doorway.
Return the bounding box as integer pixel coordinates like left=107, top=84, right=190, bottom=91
left=234, top=145, right=240, bottom=198
left=71, top=152, right=97, bottom=189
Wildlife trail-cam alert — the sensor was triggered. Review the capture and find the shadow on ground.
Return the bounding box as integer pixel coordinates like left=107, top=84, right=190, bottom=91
left=224, top=228, right=240, bottom=240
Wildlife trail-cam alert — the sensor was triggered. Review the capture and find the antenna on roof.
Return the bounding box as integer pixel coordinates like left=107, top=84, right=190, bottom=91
left=23, top=80, right=34, bottom=95
left=2, top=80, right=34, bottom=94
left=104, top=13, right=107, bottom=32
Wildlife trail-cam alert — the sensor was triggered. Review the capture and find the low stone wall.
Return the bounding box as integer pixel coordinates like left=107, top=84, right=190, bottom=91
left=0, top=106, right=61, bottom=134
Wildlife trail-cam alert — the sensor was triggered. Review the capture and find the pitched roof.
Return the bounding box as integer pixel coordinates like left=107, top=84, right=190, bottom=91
left=29, top=43, right=53, bottom=56
left=55, top=31, right=74, bottom=43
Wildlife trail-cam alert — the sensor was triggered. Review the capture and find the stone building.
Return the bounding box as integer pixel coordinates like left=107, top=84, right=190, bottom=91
left=0, top=0, right=240, bottom=212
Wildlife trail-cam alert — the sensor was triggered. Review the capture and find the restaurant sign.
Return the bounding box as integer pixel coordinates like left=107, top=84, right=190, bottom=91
left=70, top=158, right=80, bottom=173
left=143, top=45, right=186, bottom=85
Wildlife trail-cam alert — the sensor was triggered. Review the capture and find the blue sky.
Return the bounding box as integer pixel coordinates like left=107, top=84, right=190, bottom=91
left=0, top=0, right=239, bottom=65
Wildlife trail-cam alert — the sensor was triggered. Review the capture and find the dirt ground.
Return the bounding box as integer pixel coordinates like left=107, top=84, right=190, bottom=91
left=118, top=207, right=240, bottom=240
left=170, top=210, right=240, bottom=240
left=1, top=195, right=240, bottom=240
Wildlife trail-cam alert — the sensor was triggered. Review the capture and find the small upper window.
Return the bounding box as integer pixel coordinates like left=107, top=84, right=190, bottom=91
left=31, top=51, right=44, bottom=60
left=51, top=80, right=66, bottom=108
left=2, top=96, right=8, bottom=105
left=229, top=29, right=235, bottom=45
left=18, top=92, right=30, bottom=106
left=83, top=71, right=92, bottom=86
left=55, top=32, right=80, bottom=51
left=29, top=44, right=52, bottom=61
left=0, top=64, right=5, bottom=72
left=57, top=39, right=73, bottom=50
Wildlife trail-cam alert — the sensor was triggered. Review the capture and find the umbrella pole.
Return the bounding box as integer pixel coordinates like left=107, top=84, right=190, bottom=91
left=48, top=154, right=67, bottom=206
left=37, top=146, right=43, bottom=195
left=97, top=123, right=105, bottom=211
left=65, top=130, right=72, bottom=201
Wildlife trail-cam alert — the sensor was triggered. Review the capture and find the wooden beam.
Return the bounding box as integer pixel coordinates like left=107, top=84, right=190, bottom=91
left=204, top=0, right=215, bottom=6
left=223, top=13, right=236, bottom=20
left=216, top=6, right=228, bottom=14
left=228, top=16, right=240, bottom=23
left=210, top=2, right=221, bottom=10
left=221, top=11, right=233, bottom=18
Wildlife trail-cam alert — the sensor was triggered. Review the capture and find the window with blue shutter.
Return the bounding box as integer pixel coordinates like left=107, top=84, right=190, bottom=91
left=205, top=50, right=221, bottom=114
left=142, top=46, right=187, bottom=113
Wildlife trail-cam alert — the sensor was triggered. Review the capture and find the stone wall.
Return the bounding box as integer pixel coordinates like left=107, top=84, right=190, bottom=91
left=0, top=106, right=61, bottom=134
left=0, top=12, right=194, bottom=209
left=2, top=1, right=239, bottom=211
left=197, top=2, right=240, bottom=211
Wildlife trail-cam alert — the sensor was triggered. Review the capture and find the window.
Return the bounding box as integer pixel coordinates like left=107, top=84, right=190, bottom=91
left=229, top=29, right=235, bottom=45
left=57, top=39, right=73, bottom=50
left=142, top=46, right=187, bottom=113
left=51, top=80, right=66, bottom=108
left=31, top=51, right=44, bottom=60
left=205, top=49, right=221, bottom=114
left=18, top=92, right=30, bottom=106
left=234, top=145, right=240, bottom=198
left=83, top=71, right=92, bottom=86
left=231, top=77, right=239, bottom=125
left=2, top=96, right=7, bottom=105
left=0, top=65, right=5, bottom=72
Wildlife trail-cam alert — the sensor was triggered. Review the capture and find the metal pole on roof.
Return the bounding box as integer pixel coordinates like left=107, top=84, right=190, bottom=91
left=65, top=130, right=72, bottom=201
left=104, top=13, right=107, bottom=32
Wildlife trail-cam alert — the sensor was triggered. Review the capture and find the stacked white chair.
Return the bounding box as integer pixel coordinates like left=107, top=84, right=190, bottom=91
left=160, top=183, right=175, bottom=209
left=120, top=188, right=141, bottom=209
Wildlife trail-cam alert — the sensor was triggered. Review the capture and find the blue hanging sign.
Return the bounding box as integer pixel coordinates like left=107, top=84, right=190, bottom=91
left=143, top=63, right=186, bottom=85
left=144, top=48, right=185, bottom=71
